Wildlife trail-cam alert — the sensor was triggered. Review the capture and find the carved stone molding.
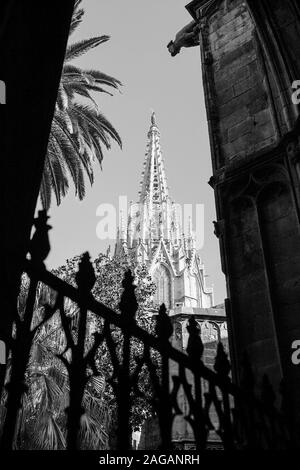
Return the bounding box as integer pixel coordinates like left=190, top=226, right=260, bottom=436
left=174, top=321, right=183, bottom=342
left=286, top=137, right=300, bottom=164
left=186, top=0, right=223, bottom=21
left=218, top=161, right=290, bottom=206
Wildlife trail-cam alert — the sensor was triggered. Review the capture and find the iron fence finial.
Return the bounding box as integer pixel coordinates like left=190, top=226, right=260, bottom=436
left=29, top=210, right=52, bottom=266
left=75, top=252, right=96, bottom=294
left=119, top=269, right=138, bottom=322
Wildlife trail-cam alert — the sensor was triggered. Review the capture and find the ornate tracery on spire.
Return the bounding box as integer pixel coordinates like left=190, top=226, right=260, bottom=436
left=115, top=111, right=214, bottom=309
left=139, top=112, right=169, bottom=208
left=133, top=112, right=173, bottom=247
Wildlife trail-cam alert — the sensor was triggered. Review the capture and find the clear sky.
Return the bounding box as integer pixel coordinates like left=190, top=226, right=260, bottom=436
left=46, top=0, right=227, bottom=304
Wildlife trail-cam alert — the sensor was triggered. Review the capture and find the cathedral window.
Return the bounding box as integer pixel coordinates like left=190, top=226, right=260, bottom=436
left=153, top=264, right=171, bottom=308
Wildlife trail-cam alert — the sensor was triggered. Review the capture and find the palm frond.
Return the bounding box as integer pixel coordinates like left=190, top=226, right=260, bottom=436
left=41, top=4, right=122, bottom=208
left=89, top=132, right=104, bottom=167
left=62, top=63, right=87, bottom=78
left=69, top=83, right=100, bottom=109
left=88, top=375, right=105, bottom=395
left=53, top=113, right=90, bottom=195
left=40, top=170, right=52, bottom=210
left=50, top=122, right=81, bottom=190
left=45, top=150, right=69, bottom=206
left=52, top=120, right=86, bottom=199
left=71, top=105, right=110, bottom=154
left=76, top=164, right=86, bottom=200
left=96, top=112, right=122, bottom=148
left=47, top=365, right=68, bottom=388
left=69, top=0, right=84, bottom=36
left=62, top=66, right=121, bottom=95
left=72, top=103, right=122, bottom=149
left=65, top=36, right=110, bottom=62
left=79, top=409, right=108, bottom=450
left=32, top=412, right=66, bottom=450
left=52, top=116, right=83, bottom=169
left=85, top=84, right=113, bottom=95
left=30, top=341, right=50, bottom=365
left=85, top=69, right=122, bottom=89
left=56, top=83, right=69, bottom=111
left=36, top=374, right=64, bottom=410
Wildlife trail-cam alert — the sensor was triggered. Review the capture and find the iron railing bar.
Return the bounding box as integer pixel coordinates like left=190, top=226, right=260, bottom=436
left=24, top=259, right=287, bottom=424
left=24, top=261, right=234, bottom=386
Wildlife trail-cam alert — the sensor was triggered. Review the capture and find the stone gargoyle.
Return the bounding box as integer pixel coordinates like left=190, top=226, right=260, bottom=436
left=167, top=20, right=200, bottom=57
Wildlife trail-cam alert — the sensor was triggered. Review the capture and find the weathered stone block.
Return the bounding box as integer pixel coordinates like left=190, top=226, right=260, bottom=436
left=248, top=94, right=268, bottom=114
left=253, top=136, right=277, bottom=153
left=253, top=121, right=275, bottom=142
left=215, top=63, right=251, bottom=88
left=219, top=86, right=265, bottom=119
left=228, top=119, right=253, bottom=142
left=233, top=71, right=260, bottom=97
left=220, top=107, right=248, bottom=129
left=218, top=46, right=256, bottom=72
left=213, top=25, right=252, bottom=54
left=216, top=85, right=235, bottom=106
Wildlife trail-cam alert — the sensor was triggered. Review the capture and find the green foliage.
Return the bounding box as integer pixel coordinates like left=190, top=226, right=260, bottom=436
left=41, top=0, right=122, bottom=209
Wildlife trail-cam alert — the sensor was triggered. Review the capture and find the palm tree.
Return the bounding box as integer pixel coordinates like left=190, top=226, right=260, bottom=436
left=40, top=0, right=122, bottom=210
left=0, top=275, right=110, bottom=450
left=0, top=318, right=110, bottom=450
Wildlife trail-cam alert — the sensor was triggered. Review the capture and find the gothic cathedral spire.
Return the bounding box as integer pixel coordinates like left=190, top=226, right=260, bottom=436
left=137, top=112, right=172, bottom=246
left=139, top=112, right=169, bottom=206
left=115, top=112, right=214, bottom=309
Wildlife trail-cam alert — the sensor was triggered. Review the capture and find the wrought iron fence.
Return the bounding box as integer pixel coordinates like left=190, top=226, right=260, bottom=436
left=0, top=211, right=292, bottom=450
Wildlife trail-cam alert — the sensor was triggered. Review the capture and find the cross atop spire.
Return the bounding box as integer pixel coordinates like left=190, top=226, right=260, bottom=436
left=151, top=111, right=157, bottom=126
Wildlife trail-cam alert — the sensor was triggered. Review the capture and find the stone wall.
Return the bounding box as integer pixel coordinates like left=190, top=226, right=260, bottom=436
left=185, top=0, right=300, bottom=443
left=210, top=1, right=277, bottom=166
